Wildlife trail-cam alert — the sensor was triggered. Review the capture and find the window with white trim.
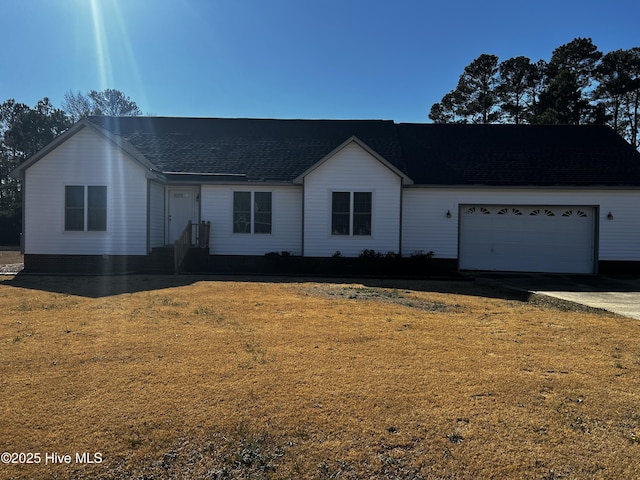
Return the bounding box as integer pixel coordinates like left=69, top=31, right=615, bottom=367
left=65, top=185, right=107, bottom=231
left=331, top=191, right=372, bottom=236
left=233, top=191, right=272, bottom=234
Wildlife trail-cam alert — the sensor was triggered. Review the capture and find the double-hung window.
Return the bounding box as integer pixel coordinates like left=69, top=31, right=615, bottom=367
left=65, top=185, right=107, bottom=231
left=331, top=191, right=372, bottom=236
left=233, top=191, right=272, bottom=234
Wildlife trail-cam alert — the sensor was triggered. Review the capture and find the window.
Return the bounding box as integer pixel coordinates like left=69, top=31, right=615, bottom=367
left=233, top=192, right=251, bottom=233
left=253, top=192, right=272, bottom=234
left=331, top=191, right=372, bottom=236
left=65, top=185, right=107, bottom=232
left=353, top=192, right=372, bottom=236
left=88, top=186, right=107, bottom=231
left=331, top=192, right=350, bottom=235
left=65, top=186, right=84, bottom=231
left=233, top=191, right=272, bottom=234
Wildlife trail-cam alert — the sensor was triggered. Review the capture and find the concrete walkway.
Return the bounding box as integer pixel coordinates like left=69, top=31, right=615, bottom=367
left=477, top=273, right=640, bottom=320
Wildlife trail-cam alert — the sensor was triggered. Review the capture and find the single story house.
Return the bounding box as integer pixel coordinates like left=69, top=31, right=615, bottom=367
left=10, top=116, right=640, bottom=274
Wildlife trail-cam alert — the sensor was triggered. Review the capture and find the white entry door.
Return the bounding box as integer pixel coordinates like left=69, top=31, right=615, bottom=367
left=459, top=205, right=596, bottom=274
left=168, top=188, right=199, bottom=243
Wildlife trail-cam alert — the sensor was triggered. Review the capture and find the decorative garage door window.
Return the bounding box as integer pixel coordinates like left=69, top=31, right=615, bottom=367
left=530, top=209, right=555, bottom=216
left=562, top=209, right=589, bottom=217
left=464, top=206, right=590, bottom=217
left=464, top=207, right=491, bottom=215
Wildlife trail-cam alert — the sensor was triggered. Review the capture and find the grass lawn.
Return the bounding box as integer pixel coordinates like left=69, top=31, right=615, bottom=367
left=1, top=274, right=639, bottom=479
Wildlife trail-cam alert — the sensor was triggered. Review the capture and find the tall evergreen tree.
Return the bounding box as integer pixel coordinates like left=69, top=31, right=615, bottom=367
left=497, top=56, right=541, bottom=124
left=456, top=54, right=501, bottom=124
left=596, top=48, right=640, bottom=148
left=533, top=70, right=586, bottom=124
left=429, top=90, right=466, bottom=123
left=533, top=38, right=602, bottom=124
left=429, top=54, right=500, bottom=124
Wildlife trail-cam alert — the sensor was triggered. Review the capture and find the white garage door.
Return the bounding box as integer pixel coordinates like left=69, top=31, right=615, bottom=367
left=459, top=205, right=596, bottom=274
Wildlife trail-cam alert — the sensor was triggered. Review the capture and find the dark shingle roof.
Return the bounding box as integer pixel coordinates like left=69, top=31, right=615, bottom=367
left=89, top=117, right=406, bottom=182
left=88, top=117, right=640, bottom=186
left=397, top=123, right=640, bottom=186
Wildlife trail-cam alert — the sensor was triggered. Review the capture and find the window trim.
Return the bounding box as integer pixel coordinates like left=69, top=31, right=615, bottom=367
left=233, top=191, right=272, bottom=234
left=330, top=190, right=372, bottom=237
left=65, top=185, right=107, bottom=232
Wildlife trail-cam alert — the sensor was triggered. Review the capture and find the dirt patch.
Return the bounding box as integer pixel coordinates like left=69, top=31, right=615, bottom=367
left=306, top=282, right=615, bottom=315
left=305, top=284, right=464, bottom=312
left=527, top=291, right=616, bottom=315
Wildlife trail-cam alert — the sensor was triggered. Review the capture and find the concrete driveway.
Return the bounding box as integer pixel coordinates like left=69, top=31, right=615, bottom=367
left=476, top=273, right=640, bottom=320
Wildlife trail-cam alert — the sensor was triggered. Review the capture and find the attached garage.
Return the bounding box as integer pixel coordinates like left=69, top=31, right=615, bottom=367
left=459, top=205, right=597, bottom=274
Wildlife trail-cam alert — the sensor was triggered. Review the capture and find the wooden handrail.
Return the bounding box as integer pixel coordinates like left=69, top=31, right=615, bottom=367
left=173, top=220, right=211, bottom=273
left=174, top=221, right=192, bottom=274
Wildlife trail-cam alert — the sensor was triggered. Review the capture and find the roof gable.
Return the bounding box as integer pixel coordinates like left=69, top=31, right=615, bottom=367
left=293, top=136, right=413, bottom=185
left=10, top=118, right=158, bottom=179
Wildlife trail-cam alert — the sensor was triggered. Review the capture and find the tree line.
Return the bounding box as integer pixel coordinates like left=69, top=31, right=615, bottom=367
left=0, top=89, right=141, bottom=243
left=429, top=38, right=640, bottom=150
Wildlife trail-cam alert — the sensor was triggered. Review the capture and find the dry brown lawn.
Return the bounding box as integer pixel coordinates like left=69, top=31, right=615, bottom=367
left=1, top=275, right=639, bottom=479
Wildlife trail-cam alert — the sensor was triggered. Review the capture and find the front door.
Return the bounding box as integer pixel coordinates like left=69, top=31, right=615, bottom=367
left=168, top=187, right=199, bottom=243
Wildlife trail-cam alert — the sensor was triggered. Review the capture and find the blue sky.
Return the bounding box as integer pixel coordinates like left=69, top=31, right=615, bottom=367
left=2, top=0, right=639, bottom=123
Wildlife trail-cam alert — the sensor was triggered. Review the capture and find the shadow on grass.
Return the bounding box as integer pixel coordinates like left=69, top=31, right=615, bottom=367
left=473, top=272, right=640, bottom=294
left=1, top=274, right=203, bottom=299
left=0, top=272, right=538, bottom=301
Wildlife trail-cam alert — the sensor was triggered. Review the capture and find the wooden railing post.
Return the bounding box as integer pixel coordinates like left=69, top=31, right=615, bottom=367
left=173, top=220, right=211, bottom=274
left=174, top=220, right=192, bottom=274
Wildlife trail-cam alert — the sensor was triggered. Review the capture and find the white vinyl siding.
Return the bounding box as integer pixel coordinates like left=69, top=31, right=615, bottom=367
left=149, top=181, right=165, bottom=249
left=201, top=185, right=301, bottom=255
left=303, top=142, right=402, bottom=257
left=24, top=127, right=149, bottom=255
left=402, top=187, right=640, bottom=263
